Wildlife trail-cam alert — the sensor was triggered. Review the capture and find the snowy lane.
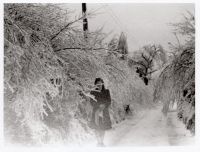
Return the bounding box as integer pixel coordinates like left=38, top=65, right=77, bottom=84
left=105, top=104, right=194, bottom=146
left=166, top=111, right=194, bottom=145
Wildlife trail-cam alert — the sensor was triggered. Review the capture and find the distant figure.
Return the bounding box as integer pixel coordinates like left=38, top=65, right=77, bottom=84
left=143, top=77, right=148, bottom=85
left=124, top=104, right=131, bottom=115
left=89, top=78, right=112, bottom=147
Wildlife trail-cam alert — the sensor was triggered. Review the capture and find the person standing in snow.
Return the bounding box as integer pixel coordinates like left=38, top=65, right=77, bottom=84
left=89, top=78, right=112, bottom=146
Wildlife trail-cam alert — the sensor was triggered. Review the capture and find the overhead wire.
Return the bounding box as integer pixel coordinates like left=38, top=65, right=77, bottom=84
left=99, top=4, right=140, bottom=49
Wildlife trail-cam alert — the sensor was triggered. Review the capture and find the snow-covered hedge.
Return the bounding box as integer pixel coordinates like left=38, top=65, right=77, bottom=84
left=154, top=12, right=195, bottom=134
left=4, top=4, right=154, bottom=145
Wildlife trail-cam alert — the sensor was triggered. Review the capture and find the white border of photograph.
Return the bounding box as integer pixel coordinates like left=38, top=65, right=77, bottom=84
left=0, top=0, right=199, bottom=152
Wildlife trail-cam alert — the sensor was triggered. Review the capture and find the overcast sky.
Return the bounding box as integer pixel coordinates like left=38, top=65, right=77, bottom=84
left=63, top=3, right=194, bottom=52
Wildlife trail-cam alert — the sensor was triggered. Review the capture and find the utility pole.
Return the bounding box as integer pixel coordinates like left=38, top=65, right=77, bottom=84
left=82, top=3, right=88, bottom=39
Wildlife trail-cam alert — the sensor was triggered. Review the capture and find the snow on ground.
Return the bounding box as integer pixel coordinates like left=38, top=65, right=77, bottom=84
left=104, top=104, right=194, bottom=146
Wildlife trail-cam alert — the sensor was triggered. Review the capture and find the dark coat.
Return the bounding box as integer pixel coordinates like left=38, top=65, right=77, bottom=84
left=89, top=89, right=112, bottom=130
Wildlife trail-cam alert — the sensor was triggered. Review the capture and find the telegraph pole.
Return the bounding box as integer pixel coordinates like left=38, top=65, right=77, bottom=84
left=82, top=3, right=88, bottom=38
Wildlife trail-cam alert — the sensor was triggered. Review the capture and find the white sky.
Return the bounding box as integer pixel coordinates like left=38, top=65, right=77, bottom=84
left=63, top=3, right=194, bottom=52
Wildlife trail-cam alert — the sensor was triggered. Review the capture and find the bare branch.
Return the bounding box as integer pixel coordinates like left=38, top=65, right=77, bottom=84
left=50, top=15, right=85, bottom=41
left=54, top=47, right=115, bottom=52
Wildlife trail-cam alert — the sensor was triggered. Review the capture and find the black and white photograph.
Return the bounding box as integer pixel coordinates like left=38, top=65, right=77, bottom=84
left=2, top=1, right=197, bottom=149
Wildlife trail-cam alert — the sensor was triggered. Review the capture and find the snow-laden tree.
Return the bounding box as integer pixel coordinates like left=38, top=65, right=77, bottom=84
left=129, top=44, right=166, bottom=85
left=117, top=32, right=128, bottom=60
left=154, top=11, right=195, bottom=134
left=108, top=32, right=128, bottom=60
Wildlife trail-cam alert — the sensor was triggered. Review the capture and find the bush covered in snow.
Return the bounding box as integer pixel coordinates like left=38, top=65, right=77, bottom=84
left=154, top=11, right=195, bottom=134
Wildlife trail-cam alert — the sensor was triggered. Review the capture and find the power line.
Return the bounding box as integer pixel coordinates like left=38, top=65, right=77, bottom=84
left=89, top=4, right=106, bottom=14
left=106, top=5, right=139, bottom=45
left=100, top=4, right=140, bottom=48
left=101, top=4, right=124, bottom=31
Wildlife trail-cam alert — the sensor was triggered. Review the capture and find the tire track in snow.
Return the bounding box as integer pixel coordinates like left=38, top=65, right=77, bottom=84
left=104, top=104, right=194, bottom=146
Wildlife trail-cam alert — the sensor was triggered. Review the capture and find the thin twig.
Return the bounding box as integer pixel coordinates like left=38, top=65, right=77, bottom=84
left=50, top=15, right=85, bottom=41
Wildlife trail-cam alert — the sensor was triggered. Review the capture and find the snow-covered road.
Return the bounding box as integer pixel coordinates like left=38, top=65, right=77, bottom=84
left=104, top=104, right=194, bottom=146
